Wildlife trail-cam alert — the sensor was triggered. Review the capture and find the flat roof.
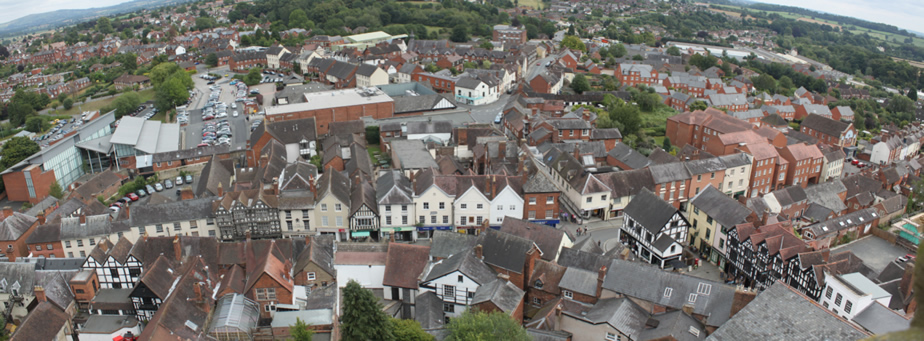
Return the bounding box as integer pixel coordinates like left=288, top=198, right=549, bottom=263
left=839, top=273, right=891, bottom=299
left=110, top=117, right=145, bottom=145
left=345, top=31, right=394, bottom=43
left=265, top=88, right=393, bottom=117
left=80, top=315, right=138, bottom=333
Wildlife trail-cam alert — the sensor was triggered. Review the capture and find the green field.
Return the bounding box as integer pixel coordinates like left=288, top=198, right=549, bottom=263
left=52, top=88, right=155, bottom=117
left=518, top=0, right=543, bottom=10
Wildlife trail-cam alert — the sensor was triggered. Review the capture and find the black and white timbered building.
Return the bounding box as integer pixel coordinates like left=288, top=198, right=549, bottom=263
left=724, top=221, right=809, bottom=290
left=213, top=189, right=282, bottom=241
left=620, top=188, right=690, bottom=268
left=81, top=237, right=142, bottom=289
left=128, top=254, right=176, bottom=321
left=349, top=181, right=380, bottom=239
left=785, top=249, right=868, bottom=301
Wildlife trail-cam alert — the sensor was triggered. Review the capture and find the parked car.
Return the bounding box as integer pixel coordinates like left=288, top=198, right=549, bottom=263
left=165, top=180, right=173, bottom=189
left=136, top=189, right=147, bottom=197
left=176, top=176, right=184, bottom=185
left=185, top=174, right=193, bottom=184
left=155, top=183, right=164, bottom=192
left=129, top=193, right=140, bottom=201
left=146, top=184, right=156, bottom=193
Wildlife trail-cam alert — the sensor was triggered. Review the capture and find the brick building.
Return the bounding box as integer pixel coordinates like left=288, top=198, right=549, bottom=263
left=265, top=88, right=395, bottom=135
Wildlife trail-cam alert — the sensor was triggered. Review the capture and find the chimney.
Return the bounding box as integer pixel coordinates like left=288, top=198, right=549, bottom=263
left=308, top=175, right=317, bottom=195
left=730, top=289, right=758, bottom=317
left=474, top=244, right=483, bottom=260
left=491, top=175, right=497, bottom=198
left=37, top=213, right=45, bottom=225
left=79, top=214, right=87, bottom=224
left=1, top=207, right=12, bottom=218
left=193, top=282, right=202, bottom=302
left=681, top=304, right=695, bottom=315
left=596, top=265, right=607, bottom=298
left=34, top=286, right=46, bottom=303
left=217, top=182, right=224, bottom=197
left=245, top=231, right=252, bottom=242
left=173, top=235, right=182, bottom=262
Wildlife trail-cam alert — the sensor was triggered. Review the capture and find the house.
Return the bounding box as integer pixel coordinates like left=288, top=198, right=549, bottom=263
left=800, top=114, right=857, bottom=147
left=82, top=236, right=141, bottom=289
left=708, top=283, right=870, bottom=340
left=818, top=272, right=891, bottom=320
left=413, top=169, right=456, bottom=239
left=725, top=221, right=810, bottom=290
left=778, top=143, right=824, bottom=188
left=522, top=168, right=562, bottom=224
left=0, top=210, right=39, bottom=261
left=293, top=235, right=336, bottom=287
left=455, top=77, right=499, bottom=105
left=9, top=301, right=74, bottom=341
left=688, top=186, right=753, bottom=269
left=480, top=229, right=542, bottom=290
left=383, top=243, right=431, bottom=319
left=471, top=279, right=526, bottom=323
left=419, top=247, right=496, bottom=317
left=500, top=217, right=572, bottom=262
left=616, top=63, right=659, bottom=87
left=355, top=64, right=388, bottom=87
left=558, top=297, right=652, bottom=341
left=348, top=180, right=379, bottom=239
left=620, top=189, right=691, bottom=268
left=314, top=170, right=352, bottom=241
left=376, top=170, right=416, bottom=241
left=135, top=257, right=219, bottom=341
left=244, top=242, right=295, bottom=318
left=334, top=243, right=387, bottom=289
left=112, top=74, right=150, bottom=90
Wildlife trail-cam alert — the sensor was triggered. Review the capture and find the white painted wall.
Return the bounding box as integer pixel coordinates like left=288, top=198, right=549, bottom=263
left=336, top=264, right=386, bottom=289
left=490, top=186, right=524, bottom=225
left=454, top=187, right=490, bottom=227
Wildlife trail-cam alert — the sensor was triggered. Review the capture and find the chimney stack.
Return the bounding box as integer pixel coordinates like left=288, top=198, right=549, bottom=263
left=1, top=207, right=12, bottom=218
left=80, top=214, right=87, bottom=224
left=34, top=286, right=46, bottom=302
left=217, top=182, right=224, bottom=197
left=173, top=235, right=182, bottom=262
left=474, top=244, right=483, bottom=260
left=596, top=265, right=607, bottom=298
left=308, top=175, right=317, bottom=195
left=37, top=213, right=46, bottom=225
left=193, top=282, right=202, bottom=302
left=245, top=231, right=252, bottom=242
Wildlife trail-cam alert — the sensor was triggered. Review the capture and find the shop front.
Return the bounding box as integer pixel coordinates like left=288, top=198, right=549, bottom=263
left=381, top=226, right=417, bottom=241
left=415, top=226, right=453, bottom=239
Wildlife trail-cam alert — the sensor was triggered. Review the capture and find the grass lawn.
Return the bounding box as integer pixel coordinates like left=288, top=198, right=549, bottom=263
left=519, top=0, right=543, bottom=10
left=51, top=88, right=155, bottom=117
left=368, top=144, right=382, bottom=163
left=640, top=107, right=678, bottom=135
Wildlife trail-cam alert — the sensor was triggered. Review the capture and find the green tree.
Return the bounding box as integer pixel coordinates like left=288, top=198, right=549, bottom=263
left=117, top=52, right=138, bottom=71
left=689, top=100, right=708, bottom=111
left=888, top=95, right=915, bottom=113
left=632, top=54, right=644, bottom=61
left=112, top=92, right=142, bottom=118
left=245, top=68, right=262, bottom=86
left=391, top=318, right=434, bottom=341
left=451, top=25, right=469, bottom=43
left=778, top=75, right=795, bottom=91
left=62, top=98, right=74, bottom=110
left=341, top=280, right=394, bottom=341
left=206, top=53, right=219, bottom=67
left=0, top=136, right=40, bottom=169
left=96, top=17, right=114, bottom=35
left=24, top=117, right=44, bottom=133
left=48, top=181, right=64, bottom=199
left=909, top=87, right=918, bottom=102
left=479, top=41, right=494, bottom=50
left=290, top=317, right=314, bottom=341
left=150, top=62, right=182, bottom=87
left=288, top=9, right=312, bottom=30
left=7, top=101, right=35, bottom=126
left=667, top=45, right=681, bottom=56
left=610, top=43, right=627, bottom=58
left=570, top=74, right=590, bottom=94
left=560, top=35, right=586, bottom=51
left=366, top=126, right=380, bottom=145
left=610, top=104, right=642, bottom=135
left=446, top=310, right=530, bottom=341
left=662, top=137, right=672, bottom=152
left=751, top=74, right=777, bottom=93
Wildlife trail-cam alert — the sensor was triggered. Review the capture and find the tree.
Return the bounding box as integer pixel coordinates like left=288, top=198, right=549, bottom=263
left=570, top=74, right=590, bottom=94
left=96, top=17, right=114, bottom=35
left=48, top=181, right=64, bottom=199
left=751, top=74, right=777, bottom=93
left=610, top=43, right=627, bottom=58
left=667, top=45, right=681, bottom=56
left=62, top=98, right=74, bottom=110
left=689, top=101, right=708, bottom=111
left=196, top=17, right=217, bottom=31
left=245, top=68, right=262, bottom=86
left=112, top=92, right=142, bottom=118
left=778, top=75, right=795, bottom=91
left=288, top=9, right=312, bottom=30
left=451, top=25, right=469, bottom=43
left=610, top=104, right=641, bottom=136
left=391, top=318, right=434, bottom=341
left=341, top=280, right=394, bottom=341
left=888, top=95, right=915, bottom=113
left=24, top=117, right=44, bottom=133
left=206, top=53, right=219, bottom=67
left=479, top=41, right=494, bottom=50
left=662, top=137, right=672, bottom=152
left=560, top=35, right=586, bottom=51
left=290, top=317, right=314, bottom=341
left=150, top=62, right=182, bottom=87
left=909, top=87, right=918, bottom=102
left=7, top=101, right=35, bottom=126
left=446, top=310, right=530, bottom=341
left=0, top=136, right=40, bottom=169
left=366, top=126, right=380, bottom=145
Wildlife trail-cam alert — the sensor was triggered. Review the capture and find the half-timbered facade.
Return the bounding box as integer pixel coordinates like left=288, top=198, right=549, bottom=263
left=620, top=189, right=690, bottom=268
left=349, top=181, right=380, bottom=239
left=128, top=255, right=175, bottom=321
left=213, top=189, right=282, bottom=241
left=724, top=221, right=809, bottom=290
left=82, top=237, right=142, bottom=289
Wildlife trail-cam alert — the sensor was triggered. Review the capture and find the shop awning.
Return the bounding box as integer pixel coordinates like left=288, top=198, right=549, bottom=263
left=351, top=231, right=370, bottom=238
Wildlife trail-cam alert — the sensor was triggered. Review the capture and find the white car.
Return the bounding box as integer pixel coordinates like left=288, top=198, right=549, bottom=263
left=232, top=111, right=239, bottom=117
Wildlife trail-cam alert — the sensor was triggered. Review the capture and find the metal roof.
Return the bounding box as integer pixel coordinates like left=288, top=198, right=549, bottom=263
left=109, top=116, right=145, bottom=145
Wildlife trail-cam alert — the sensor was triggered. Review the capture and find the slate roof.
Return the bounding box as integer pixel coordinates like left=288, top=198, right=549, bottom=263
left=706, top=283, right=869, bottom=341
left=472, top=278, right=525, bottom=315
left=10, top=302, right=69, bottom=341
left=607, top=142, right=650, bottom=169
left=649, top=162, right=691, bottom=183
left=851, top=302, right=910, bottom=335
left=801, top=114, right=852, bottom=138
left=383, top=243, right=430, bottom=289
left=499, top=218, right=567, bottom=261
left=429, top=230, right=478, bottom=259
left=563, top=297, right=649, bottom=339
left=390, top=139, right=438, bottom=170
left=602, top=259, right=738, bottom=326
left=24, top=223, right=60, bottom=244
left=638, top=310, right=706, bottom=341
left=557, top=247, right=611, bottom=273
left=558, top=267, right=598, bottom=296
left=480, top=229, right=537, bottom=273
left=130, top=197, right=214, bottom=227
left=591, top=128, right=622, bottom=140
left=529, top=260, right=566, bottom=295
left=599, top=168, right=656, bottom=199
left=424, top=249, right=496, bottom=285
left=0, top=211, right=37, bottom=241
left=622, top=189, right=677, bottom=234
left=414, top=291, right=445, bottom=330
left=376, top=170, right=413, bottom=205
left=690, top=186, right=751, bottom=228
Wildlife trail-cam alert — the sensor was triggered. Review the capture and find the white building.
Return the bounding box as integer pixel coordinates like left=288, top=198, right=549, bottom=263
left=355, top=64, right=389, bottom=87
left=489, top=179, right=524, bottom=226
left=335, top=251, right=387, bottom=289
left=412, top=169, right=456, bottom=238
left=419, top=249, right=495, bottom=317
left=266, top=46, right=291, bottom=69
left=454, top=77, right=498, bottom=106
left=377, top=170, right=417, bottom=241
left=819, top=272, right=892, bottom=320
left=454, top=179, right=491, bottom=228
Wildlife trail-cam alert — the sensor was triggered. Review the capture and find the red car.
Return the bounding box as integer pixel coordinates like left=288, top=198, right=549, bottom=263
left=852, top=160, right=860, bottom=165
left=128, top=193, right=139, bottom=201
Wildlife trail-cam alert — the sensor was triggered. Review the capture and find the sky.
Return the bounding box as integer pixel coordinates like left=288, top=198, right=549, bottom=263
left=0, top=0, right=130, bottom=24
left=754, top=0, right=924, bottom=34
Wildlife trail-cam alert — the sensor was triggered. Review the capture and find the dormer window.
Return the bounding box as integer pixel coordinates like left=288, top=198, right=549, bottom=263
left=535, top=280, right=543, bottom=289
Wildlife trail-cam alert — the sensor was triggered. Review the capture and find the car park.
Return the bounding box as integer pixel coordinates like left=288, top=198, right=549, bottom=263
left=165, top=180, right=174, bottom=189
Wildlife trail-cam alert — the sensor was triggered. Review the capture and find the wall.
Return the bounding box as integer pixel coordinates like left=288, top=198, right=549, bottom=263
left=335, top=264, right=385, bottom=288
left=414, top=186, right=454, bottom=228
left=490, top=187, right=523, bottom=225
left=560, top=314, right=627, bottom=341
left=268, top=102, right=394, bottom=135
left=524, top=192, right=560, bottom=221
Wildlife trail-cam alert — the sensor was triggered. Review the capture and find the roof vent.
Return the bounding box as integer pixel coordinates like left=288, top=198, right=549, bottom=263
left=185, top=320, right=198, bottom=331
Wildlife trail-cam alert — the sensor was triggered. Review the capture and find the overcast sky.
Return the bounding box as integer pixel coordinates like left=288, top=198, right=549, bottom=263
left=754, top=0, right=924, bottom=34
left=0, top=0, right=130, bottom=24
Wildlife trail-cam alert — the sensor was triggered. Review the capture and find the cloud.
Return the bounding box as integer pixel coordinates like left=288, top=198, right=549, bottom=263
left=0, top=0, right=130, bottom=24
left=754, top=0, right=924, bottom=33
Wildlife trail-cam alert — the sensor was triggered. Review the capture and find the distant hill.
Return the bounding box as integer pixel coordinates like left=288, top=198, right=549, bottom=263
left=0, top=0, right=196, bottom=37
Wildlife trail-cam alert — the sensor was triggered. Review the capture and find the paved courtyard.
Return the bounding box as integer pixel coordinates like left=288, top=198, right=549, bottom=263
left=831, top=235, right=910, bottom=273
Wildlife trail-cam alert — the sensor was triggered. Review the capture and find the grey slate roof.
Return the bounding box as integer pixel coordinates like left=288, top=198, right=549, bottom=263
left=414, top=291, right=445, bottom=330
left=130, top=197, right=214, bottom=227
left=471, top=279, right=525, bottom=314
left=390, top=139, right=438, bottom=170
left=602, top=259, right=738, bottom=327
left=851, top=302, right=910, bottom=335
left=423, top=249, right=496, bottom=285
left=607, top=142, right=650, bottom=169
left=685, top=157, right=727, bottom=175
left=649, top=162, right=691, bottom=183
left=59, top=215, right=129, bottom=240
left=689, top=186, right=751, bottom=228
left=481, top=229, right=536, bottom=273
left=558, top=267, right=598, bottom=296
left=429, top=231, right=479, bottom=259
left=638, top=310, right=706, bottom=341
left=0, top=212, right=37, bottom=240
left=563, top=297, right=649, bottom=339
left=376, top=170, right=413, bottom=205
left=801, top=114, right=852, bottom=138
left=557, top=247, right=611, bottom=272
left=706, top=283, right=869, bottom=341
left=622, top=189, right=677, bottom=234
left=499, top=218, right=567, bottom=261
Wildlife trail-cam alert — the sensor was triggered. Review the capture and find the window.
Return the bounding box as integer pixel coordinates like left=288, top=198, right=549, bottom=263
left=605, top=332, right=617, bottom=341
left=563, top=290, right=573, bottom=299
left=35, top=245, right=42, bottom=251
left=460, top=216, right=467, bottom=225
left=68, top=252, right=74, bottom=258
left=443, top=303, right=455, bottom=313
left=174, top=222, right=182, bottom=231
left=835, top=293, right=842, bottom=306
left=386, top=206, right=392, bottom=212
left=444, top=285, right=455, bottom=297
left=458, top=275, right=464, bottom=283
left=529, top=211, right=536, bottom=219
left=546, top=210, right=553, bottom=218
left=156, top=224, right=164, bottom=233
left=529, top=197, right=537, bottom=204
left=335, top=204, right=342, bottom=212
left=307, top=272, right=316, bottom=281
left=209, top=230, right=216, bottom=237
left=64, top=241, right=71, bottom=248
left=547, top=196, right=554, bottom=204
left=386, top=217, right=392, bottom=225
left=443, top=216, right=449, bottom=224
left=431, top=216, right=437, bottom=224
left=80, top=251, right=86, bottom=257
left=403, top=216, right=409, bottom=225
left=287, top=221, right=293, bottom=231
left=439, top=202, right=445, bottom=209
left=586, top=197, right=592, bottom=203
left=336, top=216, right=343, bottom=226
left=89, top=238, right=95, bottom=245
left=476, top=216, right=483, bottom=225
left=688, top=293, right=697, bottom=303
left=497, top=205, right=503, bottom=210
left=321, top=204, right=328, bottom=212
left=533, top=297, right=541, bottom=305
left=461, top=204, right=467, bottom=209
left=423, top=203, right=429, bottom=209
left=321, top=216, right=329, bottom=226
left=402, top=205, right=408, bottom=212
left=826, top=287, right=833, bottom=299
left=664, top=287, right=673, bottom=297
left=845, top=301, right=853, bottom=313
left=476, top=204, right=483, bottom=210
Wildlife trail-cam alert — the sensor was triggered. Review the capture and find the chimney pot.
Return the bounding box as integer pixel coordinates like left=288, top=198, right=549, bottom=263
left=34, top=286, right=46, bottom=302
left=474, top=244, right=483, bottom=260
